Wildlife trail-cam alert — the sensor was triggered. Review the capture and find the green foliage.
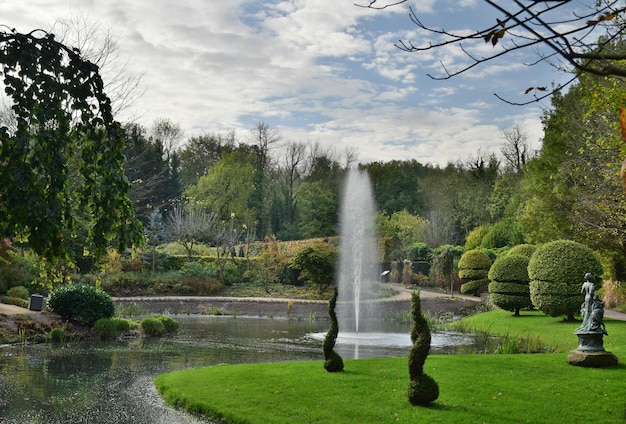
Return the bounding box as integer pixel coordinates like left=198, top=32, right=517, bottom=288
left=0, top=29, right=143, bottom=261
left=111, top=317, right=132, bottom=333
left=460, top=278, right=489, bottom=295
left=458, top=250, right=491, bottom=296
left=480, top=218, right=524, bottom=249
left=488, top=254, right=532, bottom=315
left=140, top=317, right=166, bottom=337
left=507, top=244, right=536, bottom=258
left=0, top=295, right=28, bottom=308
left=458, top=250, right=492, bottom=272
left=48, top=284, right=115, bottom=325
left=323, top=287, right=344, bottom=372
left=154, top=315, right=179, bottom=334
left=0, top=261, right=34, bottom=295
left=6, top=285, right=29, bottom=300
left=290, top=242, right=338, bottom=293
left=93, top=318, right=118, bottom=340
left=464, top=226, right=487, bottom=250
left=528, top=240, right=603, bottom=319
left=48, top=327, right=65, bottom=343
left=407, top=291, right=439, bottom=405
left=375, top=210, right=427, bottom=260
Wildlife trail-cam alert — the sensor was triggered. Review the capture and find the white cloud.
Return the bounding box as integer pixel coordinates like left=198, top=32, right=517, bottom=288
left=0, top=0, right=553, bottom=167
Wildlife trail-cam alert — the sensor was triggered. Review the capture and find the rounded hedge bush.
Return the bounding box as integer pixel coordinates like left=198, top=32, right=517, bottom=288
left=7, top=285, right=29, bottom=300
left=93, top=318, right=118, bottom=340
left=488, top=254, right=533, bottom=316
left=458, top=250, right=491, bottom=295
left=49, top=327, right=65, bottom=343
left=528, top=240, right=603, bottom=320
left=141, top=317, right=166, bottom=337
left=154, top=315, right=179, bottom=334
left=48, top=284, right=115, bottom=326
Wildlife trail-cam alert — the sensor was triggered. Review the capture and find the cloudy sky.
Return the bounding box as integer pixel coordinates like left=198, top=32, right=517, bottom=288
left=1, top=0, right=575, bottom=166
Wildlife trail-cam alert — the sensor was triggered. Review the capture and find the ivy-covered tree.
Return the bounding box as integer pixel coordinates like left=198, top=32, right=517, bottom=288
left=0, top=28, right=142, bottom=261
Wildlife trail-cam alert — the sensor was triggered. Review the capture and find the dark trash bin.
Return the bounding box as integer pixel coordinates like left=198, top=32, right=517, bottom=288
left=29, top=294, right=44, bottom=311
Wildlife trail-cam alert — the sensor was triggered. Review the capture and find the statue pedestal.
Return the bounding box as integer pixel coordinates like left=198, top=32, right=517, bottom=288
left=567, top=332, right=618, bottom=367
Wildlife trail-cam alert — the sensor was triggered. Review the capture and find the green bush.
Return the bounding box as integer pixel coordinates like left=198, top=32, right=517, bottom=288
left=290, top=242, right=338, bottom=293
left=93, top=318, right=118, bottom=340
left=7, top=285, right=29, bottom=300
left=528, top=240, right=603, bottom=320
left=464, top=226, right=488, bottom=251
left=507, top=244, right=536, bottom=259
left=49, top=327, right=65, bottom=343
left=0, top=262, right=33, bottom=294
left=0, top=295, right=29, bottom=308
left=48, top=284, right=115, bottom=326
left=458, top=250, right=491, bottom=296
left=488, top=254, right=533, bottom=316
left=154, top=315, right=179, bottom=333
left=141, top=317, right=165, bottom=336
left=111, top=317, right=132, bottom=332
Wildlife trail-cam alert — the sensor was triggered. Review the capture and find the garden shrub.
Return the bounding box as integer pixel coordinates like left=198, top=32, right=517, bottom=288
left=488, top=254, right=533, bottom=316
left=458, top=250, right=491, bottom=296
left=528, top=240, right=603, bottom=320
left=0, top=295, right=29, bottom=308
left=7, top=285, right=29, bottom=300
left=323, top=287, right=344, bottom=372
left=49, top=327, right=65, bottom=343
left=407, top=291, right=439, bottom=406
left=154, top=315, right=179, bottom=334
left=111, top=317, right=132, bottom=333
left=464, top=226, right=488, bottom=251
left=290, top=242, right=338, bottom=294
left=0, top=262, right=33, bottom=294
left=47, top=284, right=115, bottom=326
left=507, top=244, right=536, bottom=259
left=93, top=318, right=118, bottom=340
left=141, top=317, right=165, bottom=337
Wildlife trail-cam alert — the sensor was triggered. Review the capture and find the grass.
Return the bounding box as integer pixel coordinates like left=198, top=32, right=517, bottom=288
left=155, top=309, right=626, bottom=423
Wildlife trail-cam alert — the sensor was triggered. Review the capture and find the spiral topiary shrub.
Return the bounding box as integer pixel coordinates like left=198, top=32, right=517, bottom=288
left=323, top=287, right=344, bottom=372
left=407, top=291, right=439, bottom=406
left=488, top=254, right=533, bottom=316
left=528, top=240, right=603, bottom=321
left=458, top=250, right=492, bottom=296
left=48, top=284, right=115, bottom=326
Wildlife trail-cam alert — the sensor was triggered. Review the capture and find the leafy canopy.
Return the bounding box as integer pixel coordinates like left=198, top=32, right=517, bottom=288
left=0, top=28, right=142, bottom=260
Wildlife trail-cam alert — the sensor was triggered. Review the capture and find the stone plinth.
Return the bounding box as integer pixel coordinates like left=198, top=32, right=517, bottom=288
left=574, top=332, right=606, bottom=352
left=567, top=350, right=618, bottom=367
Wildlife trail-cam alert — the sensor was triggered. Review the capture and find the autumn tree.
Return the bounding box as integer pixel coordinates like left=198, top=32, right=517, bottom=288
left=362, top=0, right=626, bottom=103
left=0, top=28, right=142, bottom=261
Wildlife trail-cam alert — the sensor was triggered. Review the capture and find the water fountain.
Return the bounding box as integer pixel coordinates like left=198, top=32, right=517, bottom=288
left=337, top=168, right=381, bottom=334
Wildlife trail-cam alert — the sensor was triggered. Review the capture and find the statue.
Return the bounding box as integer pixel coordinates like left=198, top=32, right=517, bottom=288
left=567, top=273, right=618, bottom=367
left=576, top=273, right=607, bottom=335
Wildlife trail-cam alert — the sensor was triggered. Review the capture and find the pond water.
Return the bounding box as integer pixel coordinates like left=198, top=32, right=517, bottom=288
left=0, top=316, right=482, bottom=424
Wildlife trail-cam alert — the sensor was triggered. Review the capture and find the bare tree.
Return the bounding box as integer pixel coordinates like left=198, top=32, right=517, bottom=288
left=500, top=126, right=533, bottom=174
left=165, top=203, right=216, bottom=261
left=360, top=1, right=626, bottom=104
left=151, top=118, right=184, bottom=160
left=277, top=140, right=308, bottom=228
left=50, top=12, right=144, bottom=117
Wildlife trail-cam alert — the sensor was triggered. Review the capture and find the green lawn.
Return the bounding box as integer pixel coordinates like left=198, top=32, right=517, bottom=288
left=155, top=310, right=626, bottom=424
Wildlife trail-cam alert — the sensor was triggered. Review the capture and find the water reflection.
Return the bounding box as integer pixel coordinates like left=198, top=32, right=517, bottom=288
left=0, top=315, right=482, bottom=424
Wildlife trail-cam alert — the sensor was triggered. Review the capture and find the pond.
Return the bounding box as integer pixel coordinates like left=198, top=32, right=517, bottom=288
left=0, top=315, right=483, bottom=424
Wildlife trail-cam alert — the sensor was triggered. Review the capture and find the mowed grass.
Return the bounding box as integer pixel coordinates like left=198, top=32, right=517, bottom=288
left=155, top=310, right=626, bottom=424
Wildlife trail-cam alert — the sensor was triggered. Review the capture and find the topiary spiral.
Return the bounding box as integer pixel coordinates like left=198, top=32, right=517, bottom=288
left=407, top=291, right=439, bottom=405
left=323, top=286, right=344, bottom=372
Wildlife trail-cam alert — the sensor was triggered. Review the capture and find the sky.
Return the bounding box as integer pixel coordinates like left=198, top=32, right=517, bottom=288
left=0, top=0, right=577, bottom=166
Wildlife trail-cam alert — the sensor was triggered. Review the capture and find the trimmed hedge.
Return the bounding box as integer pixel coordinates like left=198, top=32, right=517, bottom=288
left=488, top=254, right=533, bottom=316
left=458, top=250, right=491, bottom=296
left=48, top=284, right=115, bottom=326
left=507, top=244, right=536, bottom=259
left=528, top=240, right=603, bottom=320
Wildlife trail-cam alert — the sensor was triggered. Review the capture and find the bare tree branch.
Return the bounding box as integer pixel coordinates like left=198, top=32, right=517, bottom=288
left=363, top=0, right=626, bottom=103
